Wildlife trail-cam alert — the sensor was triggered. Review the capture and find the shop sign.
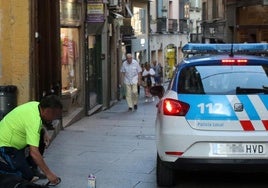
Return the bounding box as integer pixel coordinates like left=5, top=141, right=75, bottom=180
left=87, top=0, right=105, bottom=23
left=60, top=1, right=82, bottom=26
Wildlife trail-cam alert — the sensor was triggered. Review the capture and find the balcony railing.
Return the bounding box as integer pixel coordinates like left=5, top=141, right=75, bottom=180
left=168, top=19, right=178, bottom=33
left=157, top=18, right=181, bottom=33
left=179, top=19, right=189, bottom=33
left=190, top=33, right=202, bottom=43
left=156, top=18, right=167, bottom=33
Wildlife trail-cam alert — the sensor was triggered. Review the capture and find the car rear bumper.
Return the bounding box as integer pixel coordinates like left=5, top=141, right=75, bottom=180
left=162, top=158, right=268, bottom=172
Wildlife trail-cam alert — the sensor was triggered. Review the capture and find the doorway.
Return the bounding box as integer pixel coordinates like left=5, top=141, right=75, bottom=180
left=86, top=35, right=103, bottom=114
left=31, top=0, right=61, bottom=100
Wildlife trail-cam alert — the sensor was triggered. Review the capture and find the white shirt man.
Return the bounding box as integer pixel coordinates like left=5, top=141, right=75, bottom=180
left=120, top=54, right=142, bottom=111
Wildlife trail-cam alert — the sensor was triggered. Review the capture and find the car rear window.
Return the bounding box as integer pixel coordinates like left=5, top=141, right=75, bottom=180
left=178, top=65, right=268, bottom=94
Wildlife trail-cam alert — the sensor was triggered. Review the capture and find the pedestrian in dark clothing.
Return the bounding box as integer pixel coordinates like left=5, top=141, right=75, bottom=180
left=152, top=60, right=163, bottom=85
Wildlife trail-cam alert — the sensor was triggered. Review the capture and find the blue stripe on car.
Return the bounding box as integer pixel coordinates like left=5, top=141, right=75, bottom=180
left=179, top=94, right=238, bottom=120
left=237, top=95, right=260, bottom=120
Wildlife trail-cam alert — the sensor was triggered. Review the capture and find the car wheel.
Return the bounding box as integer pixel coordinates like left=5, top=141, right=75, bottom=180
left=157, top=153, right=175, bottom=186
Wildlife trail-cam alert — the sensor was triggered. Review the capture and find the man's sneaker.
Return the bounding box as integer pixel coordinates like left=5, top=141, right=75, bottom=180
left=31, top=176, right=40, bottom=182
left=134, top=105, right=138, bottom=110
left=128, top=107, right=133, bottom=111
left=33, top=168, right=46, bottom=179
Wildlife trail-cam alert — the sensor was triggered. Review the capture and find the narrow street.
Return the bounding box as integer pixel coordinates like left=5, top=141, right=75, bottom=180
left=37, top=90, right=268, bottom=188
left=39, top=91, right=158, bottom=188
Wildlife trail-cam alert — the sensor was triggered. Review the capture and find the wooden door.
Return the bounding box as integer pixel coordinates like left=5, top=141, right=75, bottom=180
left=31, top=0, right=61, bottom=100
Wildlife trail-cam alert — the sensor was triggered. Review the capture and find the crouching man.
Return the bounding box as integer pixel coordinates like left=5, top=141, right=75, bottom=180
left=0, top=95, right=62, bottom=184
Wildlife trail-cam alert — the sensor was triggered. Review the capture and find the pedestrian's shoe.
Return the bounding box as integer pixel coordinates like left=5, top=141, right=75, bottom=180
left=134, top=105, right=138, bottom=110
left=32, top=168, right=46, bottom=179
left=31, top=176, right=40, bottom=182
left=128, top=107, right=133, bottom=111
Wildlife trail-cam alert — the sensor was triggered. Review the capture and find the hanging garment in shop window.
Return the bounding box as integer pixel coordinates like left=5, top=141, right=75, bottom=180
left=61, top=37, right=77, bottom=65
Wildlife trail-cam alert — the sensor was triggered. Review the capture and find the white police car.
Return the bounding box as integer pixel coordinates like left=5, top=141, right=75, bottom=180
left=151, top=43, right=268, bottom=186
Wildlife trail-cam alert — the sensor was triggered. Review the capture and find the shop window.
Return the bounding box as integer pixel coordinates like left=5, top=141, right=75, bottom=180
left=61, top=28, right=79, bottom=92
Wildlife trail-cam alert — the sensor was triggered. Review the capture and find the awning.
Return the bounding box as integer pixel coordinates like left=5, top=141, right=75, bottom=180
left=112, top=12, right=125, bottom=19
left=125, top=3, right=133, bottom=17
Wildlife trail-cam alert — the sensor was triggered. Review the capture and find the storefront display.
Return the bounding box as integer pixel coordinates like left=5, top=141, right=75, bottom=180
left=60, top=0, right=82, bottom=113
left=61, top=28, right=78, bottom=90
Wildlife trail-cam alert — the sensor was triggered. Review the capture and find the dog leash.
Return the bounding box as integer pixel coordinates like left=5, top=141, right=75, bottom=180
left=45, top=177, right=61, bottom=186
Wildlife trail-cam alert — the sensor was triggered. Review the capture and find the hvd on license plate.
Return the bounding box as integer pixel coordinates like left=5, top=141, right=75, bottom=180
left=213, top=143, right=266, bottom=155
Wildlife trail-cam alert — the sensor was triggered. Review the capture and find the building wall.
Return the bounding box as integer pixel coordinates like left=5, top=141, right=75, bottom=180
left=189, top=0, right=202, bottom=42
left=206, top=0, right=212, bottom=19
left=148, top=0, right=188, bottom=81
left=149, top=0, right=157, bottom=33
left=130, top=1, right=149, bottom=63
left=236, top=5, right=268, bottom=43
left=169, top=0, right=179, bottom=19
left=189, top=10, right=201, bottom=34
left=218, top=0, right=225, bottom=18
left=150, top=33, right=188, bottom=73
left=0, top=0, right=30, bottom=104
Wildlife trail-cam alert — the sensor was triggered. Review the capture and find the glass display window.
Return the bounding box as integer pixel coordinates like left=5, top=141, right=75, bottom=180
left=61, top=28, right=79, bottom=92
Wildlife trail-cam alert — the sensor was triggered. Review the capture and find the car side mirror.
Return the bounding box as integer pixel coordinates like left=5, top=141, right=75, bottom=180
left=150, top=85, right=165, bottom=99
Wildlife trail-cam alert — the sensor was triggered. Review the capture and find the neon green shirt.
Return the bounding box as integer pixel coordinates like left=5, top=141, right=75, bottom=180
left=0, top=101, right=42, bottom=150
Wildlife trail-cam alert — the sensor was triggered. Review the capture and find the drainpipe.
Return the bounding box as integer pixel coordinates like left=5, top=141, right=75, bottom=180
left=148, top=0, right=151, bottom=63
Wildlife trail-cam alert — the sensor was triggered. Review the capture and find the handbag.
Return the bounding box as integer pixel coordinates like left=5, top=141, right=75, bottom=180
left=146, top=77, right=152, bottom=87
left=141, top=80, right=147, bottom=87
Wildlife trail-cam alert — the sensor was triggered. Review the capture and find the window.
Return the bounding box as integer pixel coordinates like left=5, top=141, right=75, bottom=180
left=61, top=28, right=80, bottom=91
left=202, top=2, right=207, bottom=20
left=179, top=65, right=268, bottom=94
left=132, top=7, right=146, bottom=35
left=190, top=0, right=201, bottom=9
left=212, top=0, right=219, bottom=19
left=184, top=3, right=190, bottom=19
left=179, top=66, right=204, bottom=94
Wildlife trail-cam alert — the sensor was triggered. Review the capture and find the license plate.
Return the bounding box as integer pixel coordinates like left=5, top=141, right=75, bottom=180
left=212, top=143, right=266, bottom=155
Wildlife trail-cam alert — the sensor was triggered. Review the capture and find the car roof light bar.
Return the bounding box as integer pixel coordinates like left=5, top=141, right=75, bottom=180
left=182, top=43, right=268, bottom=56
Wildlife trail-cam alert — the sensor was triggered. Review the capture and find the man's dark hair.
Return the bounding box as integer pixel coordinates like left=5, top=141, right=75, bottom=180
left=39, top=95, right=63, bottom=109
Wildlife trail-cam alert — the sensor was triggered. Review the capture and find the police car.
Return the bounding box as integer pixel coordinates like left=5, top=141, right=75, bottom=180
left=151, top=43, right=268, bottom=186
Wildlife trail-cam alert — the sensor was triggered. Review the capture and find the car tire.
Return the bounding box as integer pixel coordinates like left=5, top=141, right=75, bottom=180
left=157, top=153, right=175, bottom=186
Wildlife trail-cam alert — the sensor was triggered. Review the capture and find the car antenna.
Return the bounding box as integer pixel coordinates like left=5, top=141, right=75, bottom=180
left=230, top=43, right=234, bottom=57
left=229, top=26, right=234, bottom=57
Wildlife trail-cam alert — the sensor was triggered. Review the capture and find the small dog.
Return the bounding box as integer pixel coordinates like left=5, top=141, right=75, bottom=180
left=0, top=174, right=49, bottom=188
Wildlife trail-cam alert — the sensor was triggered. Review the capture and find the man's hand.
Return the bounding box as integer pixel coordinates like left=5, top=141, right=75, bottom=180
left=138, top=80, right=142, bottom=86
left=138, top=73, right=142, bottom=86
left=43, top=128, right=51, bottom=148
left=46, top=171, right=60, bottom=184
left=30, top=145, right=59, bottom=184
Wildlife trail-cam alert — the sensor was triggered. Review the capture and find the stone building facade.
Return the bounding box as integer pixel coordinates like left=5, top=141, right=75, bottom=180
left=201, top=0, right=268, bottom=43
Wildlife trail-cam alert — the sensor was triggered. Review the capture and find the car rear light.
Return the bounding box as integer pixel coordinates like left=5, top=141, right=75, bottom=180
left=162, top=98, right=189, bottom=116
left=165, top=151, right=184, bottom=156
left=221, top=59, right=248, bottom=65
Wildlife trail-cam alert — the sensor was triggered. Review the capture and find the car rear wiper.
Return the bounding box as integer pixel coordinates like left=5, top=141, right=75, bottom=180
left=236, top=86, right=268, bottom=94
